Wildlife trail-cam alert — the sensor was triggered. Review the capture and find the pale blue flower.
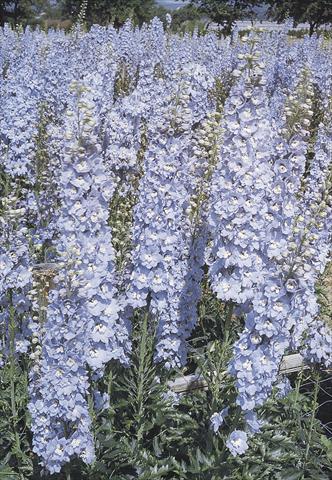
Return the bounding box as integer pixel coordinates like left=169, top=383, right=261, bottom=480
left=226, top=430, right=249, bottom=456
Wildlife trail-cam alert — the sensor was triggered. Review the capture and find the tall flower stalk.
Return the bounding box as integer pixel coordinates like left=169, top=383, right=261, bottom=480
left=128, top=74, right=196, bottom=368
left=28, top=82, right=131, bottom=473
left=228, top=77, right=331, bottom=439
left=208, top=37, right=275, bottom=305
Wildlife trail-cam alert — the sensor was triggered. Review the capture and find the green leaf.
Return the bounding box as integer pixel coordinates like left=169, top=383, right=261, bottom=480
left=277, top=468, right=303, bottom=480
left=320, top=435, right=332, bottom=460
left=0, top=465, right=19, bottom=479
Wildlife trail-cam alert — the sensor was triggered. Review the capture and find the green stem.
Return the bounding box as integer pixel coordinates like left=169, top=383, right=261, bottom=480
left=65, top=465, right=71, bottom=480
left=293, top=368, right=302, bottom=405
left=223, top=301, right=234, bottom=344
left=8, top=300, right=22, bottom=467
left=107, top=369, right=113, bottom=399
left=136, top=309, right=149, bottom=446
left=303, top=373, right=320, bottom=466
left=293, top=367, right=305, bottom=439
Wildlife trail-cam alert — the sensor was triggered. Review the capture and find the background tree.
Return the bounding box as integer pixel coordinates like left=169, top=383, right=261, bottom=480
left=60, top=0, right=158, bottom=27
left=0, top=0, right=51, bottom=26
left=266, top=0, right=332, bottom=35
left=0, top=1, right=4, bottom=24
left=188, top=0, right=260, bottom=36
left=0, top=0, right=30, bottom=25
left=171, top=4, right=203, bottom=32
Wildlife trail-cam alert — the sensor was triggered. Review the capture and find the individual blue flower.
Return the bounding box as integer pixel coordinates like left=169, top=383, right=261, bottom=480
left=244, top=411, right=263, bottom=434
left=210, top=407, right=229, bottom=433
left=226, top=430, right=249, bottom=456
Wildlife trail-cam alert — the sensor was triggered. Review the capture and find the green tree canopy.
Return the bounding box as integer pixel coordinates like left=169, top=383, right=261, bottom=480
left=0, top=0, right=52, bottom=26
left=266, top=0, right=332, bottom=35
left=60, top=0, right=158, bottom=27
left=189, top=0, right=260, bottom=35
left=171, top=4, right=202, bottom=32
left=0, top=0, right=31, bottom=25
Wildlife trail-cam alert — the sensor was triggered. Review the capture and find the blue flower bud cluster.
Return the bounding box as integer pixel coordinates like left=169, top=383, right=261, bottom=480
left=302, top=320, right=332, bottom=368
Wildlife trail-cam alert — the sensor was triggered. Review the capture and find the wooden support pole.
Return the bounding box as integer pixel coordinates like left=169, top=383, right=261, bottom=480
left=168, top=354, right=312, bottom=394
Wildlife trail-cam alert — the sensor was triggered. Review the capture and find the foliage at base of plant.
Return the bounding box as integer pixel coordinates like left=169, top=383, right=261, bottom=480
left=1, top=308, right=331, bottom=480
